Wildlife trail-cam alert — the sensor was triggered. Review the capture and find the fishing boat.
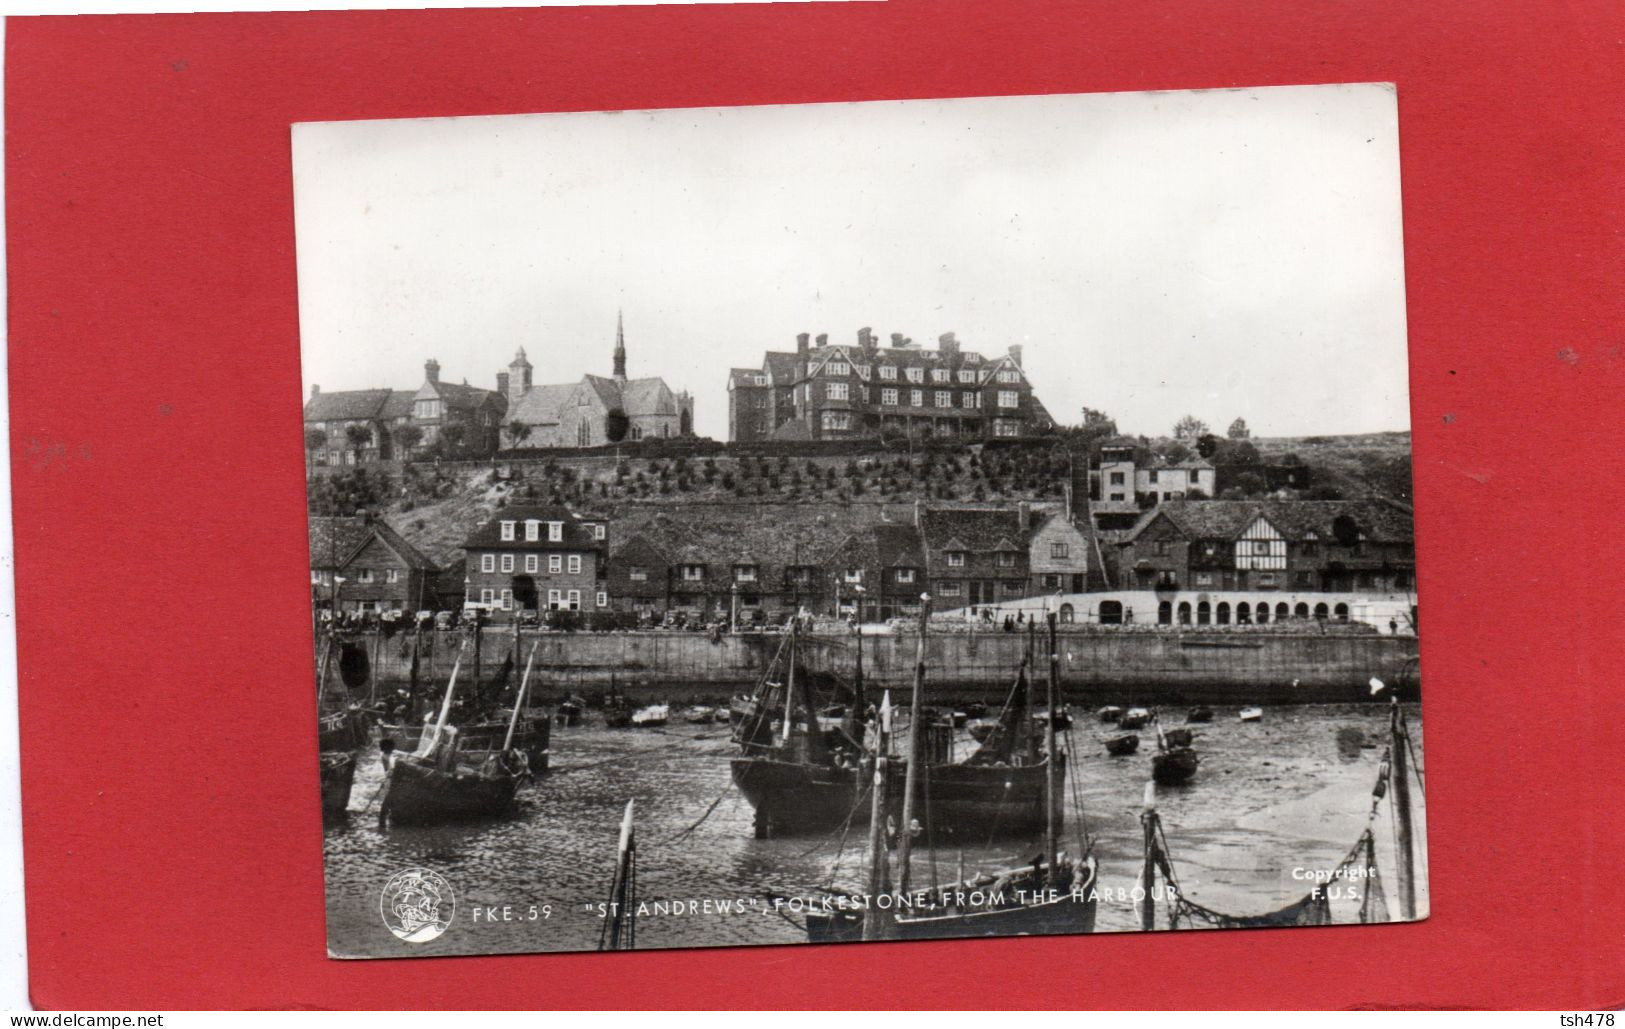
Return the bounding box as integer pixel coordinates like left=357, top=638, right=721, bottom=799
left=1151, top=717, right=1200, bottom=785
left=603, top=680, right=633, bottom=728
left=320, top=752, right=357, bottom=818
left=1098, top=705, right=1124, bottom=723
left=1186, top=706, right=1215, bottom=724
left=316, top=632, right=369, bottom=820
left=1239, top=706, right=1264, bottom=723
left=556, top=695, right=585, bottom=727
left=1118, top=707, right=1153, bottom=730
left=631, top=703, right=669, bottom=728
left=1104, top=733, right=1140, bottom=756
left=379, top=712, right=552, bottom=774
left=713, top=708, right=732, bottom=724
left=684, top=706, right=715, bottom=725
left=376, top=646, right=532, bottom=826
left=730, top=610, right=1057, bottom=839
left=804, top=610, right=1097, bottom=943
left=1162, top=727, right=1195, bottom=748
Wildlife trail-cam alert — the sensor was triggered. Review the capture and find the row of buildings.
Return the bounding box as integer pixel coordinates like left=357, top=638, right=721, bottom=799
left=303, top=316, right=694, bottom=467
left=310, top=494, right=1415, bottom=630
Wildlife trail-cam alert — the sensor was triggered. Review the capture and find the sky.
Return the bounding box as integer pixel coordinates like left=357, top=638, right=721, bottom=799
left=292, top=83, right=1410, bottom=441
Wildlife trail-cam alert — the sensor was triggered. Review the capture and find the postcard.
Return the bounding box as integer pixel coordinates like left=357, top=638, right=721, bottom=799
left=295, top=83, right=1425, bottom=957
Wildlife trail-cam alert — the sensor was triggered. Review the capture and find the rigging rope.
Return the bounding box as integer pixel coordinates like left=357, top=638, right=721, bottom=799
left=656, top=790, right=729, bottom=846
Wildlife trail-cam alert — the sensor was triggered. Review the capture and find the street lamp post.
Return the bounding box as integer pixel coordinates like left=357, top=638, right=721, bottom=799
left=331, top=575, right=347, bottom=621
left=730, top=582, right=739, bottom=634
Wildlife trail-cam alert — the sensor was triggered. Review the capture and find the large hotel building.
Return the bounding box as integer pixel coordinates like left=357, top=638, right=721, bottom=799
left=728, top=328, right=1053, bottom=442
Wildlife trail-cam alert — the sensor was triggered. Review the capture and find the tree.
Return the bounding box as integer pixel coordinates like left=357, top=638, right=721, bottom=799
left=1227, top=417, right=1251, bottom=440
left=504, top=420, right=532, bottom=448
left=304, top=428, right=327, bottom=473
left=1173, top=415, right=1209, bottom=441
left=344, top=423, right=374, bottom=452
left=604, top=410, right=630, bottom=444
left=1196, top=433, right=1222, bottom=459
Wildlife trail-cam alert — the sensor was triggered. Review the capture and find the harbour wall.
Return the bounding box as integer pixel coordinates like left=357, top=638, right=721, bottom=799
left=351, top=628, right=1420, bottom=705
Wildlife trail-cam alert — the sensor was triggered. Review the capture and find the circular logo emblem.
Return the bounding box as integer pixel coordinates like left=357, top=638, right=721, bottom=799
left=380, top=867, right=455, bottom=943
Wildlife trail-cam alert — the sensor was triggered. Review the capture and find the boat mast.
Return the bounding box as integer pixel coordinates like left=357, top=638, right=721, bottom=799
left=861, top=693, right=895, bottom=941
left=780, top=618, right=798, bottom=744
left=503, top=642, right=540, bottom=752
left=601, top=800, right=637, bottom=950
left=896, top=595, right=931, bottom=900
left=315, top=631, right=332, bottom=709
left=1045, top=611, right=1060, bottom=883
left=425, top=644, right=466, bottom=755
left=1390, top=696, right=1417, bottom=919
left=845, top=618, right=865, bottom=743
left=1139, top=781, right=1158, bottom=930
left=408, top=618, right=422, bottom=720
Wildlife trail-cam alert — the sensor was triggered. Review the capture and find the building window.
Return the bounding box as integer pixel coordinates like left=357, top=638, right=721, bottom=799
left=754, top=375, right=767, bottom=386
left=597, top=591, right=608, bottom=608
left=1109, top=492, right=1125, bottom=502
left=1043, top=573, right=1061, bottom=589
left=939, top=582, right=961, bottom=596
left=1155, top=541, right=1170, bottom=556
left=1190, top=470, right=1201, bottom=484
left=356, top=569, right=374, bottom=583
left=910, top=389, right=924, bottom=407
left=845, top=569, right=862, bottom=583
left=947, top=551, right=965, bottom=568
left=827, top=382, right=849, bottom=401
left=682, top=565, right=705, bottom=581
left=735, top=565, right=757, bottom=582
left=997, top=390, right=1019, bottom=409
left=1194, top=572, right=1214, bottom=587
left=1050, top=542, right=1069, bottom=559
left=386, top=569, right=399, bottom=583
left=1109, top=472, right=1125, bottom=485
left=1294, top=571, right=1313, bottom=588
left=822, top=411, right=853, bottom=431
left=549, top=555, right=562, bottom=574
left=481, top=554, right=495, bottom=573
left=629, top=567, right=648, bottom=582
left=854, top=365, right=871, bottom=380
left=906, top=367, right=924, bottom=383
left=962, top=392, right=980, bottom=409
left=413, top=399, right=443, bottom=419
left=825, top=361, right=850, bottom=376
left=548, top=522, right=563, bottom=542
left=500, top=521, right=516, bottom=541
left=958, top=370, right=976, bottom=384
left=896, top=568, right=915, bottom=584
left=881, top=388, right=899, bottom=406
left=935, top=391, right=952, bottom=408
left=567, top=590, right=582, bottom=611
left=524, top=554, right=538, bottom=573
left=998, top=370, right=1021, bottom=383
left=996, top=552, right=1016, bottom=568
left=590, top=525, right=605, bottom=540
left=481, top=588, right=495, bottom=605
left=931, top=368, right=950, bottom=383
left=879, top=365, right=896, bottom=380
left=547, top=589, right=561, bottom=610
left=501, top=554, right=515, bottom=573
left=525, top=520, right=540, bottom=541
left=500, top=589, right=513, bottom=611
left=568, top=554, right=582, bottom=575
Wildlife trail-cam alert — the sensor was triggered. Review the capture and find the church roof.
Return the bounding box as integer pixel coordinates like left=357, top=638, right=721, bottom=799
left=304, top=389, right=392, bottom=422
left=505, top=383, right=578, bottom=428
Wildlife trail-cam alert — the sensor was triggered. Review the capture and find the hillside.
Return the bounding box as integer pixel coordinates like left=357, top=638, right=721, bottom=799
left=307, top=433, right=1412, bottom=567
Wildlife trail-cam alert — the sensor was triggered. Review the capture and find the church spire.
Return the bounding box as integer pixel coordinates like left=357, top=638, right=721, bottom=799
left=613, top=309, right=627, bottom=382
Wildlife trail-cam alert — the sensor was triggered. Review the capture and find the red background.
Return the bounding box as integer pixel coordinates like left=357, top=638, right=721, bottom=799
left=8, top=0, right=1623, bottom=1010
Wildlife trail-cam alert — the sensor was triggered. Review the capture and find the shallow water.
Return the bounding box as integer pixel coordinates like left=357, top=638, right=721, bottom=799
left=324, top=703, right=1426, bottom=957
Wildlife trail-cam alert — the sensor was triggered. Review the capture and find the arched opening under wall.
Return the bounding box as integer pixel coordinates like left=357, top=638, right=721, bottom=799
left=1334, top=602, right=1350, bottom=623
left=1216, top=602, right=1231, bottom=625
left=1098, top=600, right=1123, bottom=625
left=1295, top=602, right=1310, bottom=620
left=1236, top=603, right=1252, bottom=625
left=1276, top=602, right=1290, bottom=622
left=1177, top=601, right=1192, bottom=625
left=1314, top=602, right=1329, bottom=621
left=1059, top=603, right=1075, bottom=624
left=1197, top=601, right=1211, bottom=626
left=1157, top=601, right=1172, bottom=625
left=1255, top=602, right=1270, bottom=624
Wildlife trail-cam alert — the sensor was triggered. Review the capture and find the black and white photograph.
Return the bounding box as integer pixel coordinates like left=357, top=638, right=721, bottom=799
left=295, top=83, right=1427, bottom=959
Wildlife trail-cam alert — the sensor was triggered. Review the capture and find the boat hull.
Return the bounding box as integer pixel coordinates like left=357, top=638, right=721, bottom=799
left=730, top=754, right=1060, bottom=839
left=380, top=717, right=551, bottom=773
left=1104, top=734, right=1140, bottom=756
left=1152, top=747, right=1200, bottom=785
left=378, top=756, right=526, bottom=825
left=320, top=752, right=356, bottom=818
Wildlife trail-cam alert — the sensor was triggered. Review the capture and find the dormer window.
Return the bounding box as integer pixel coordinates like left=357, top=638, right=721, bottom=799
left=548, top=521, right=564, bottom=542
left=629, top=567, right=648, bottom=582
left=947, top=551, right=966, bottom=568
left=895, top=568, right=916, bottom=584
left=500, top=520, right=516, bottom=541
left=593, top=524, right=607, bottom=541
left=905, top=367, right=924, bottom=383
left=825, top=361, right=850, bottom=376
left=958, top=370, right=976, bottom=383
left=681, top=564, right=706, bottom=581
left=844, top=569, right=863, bottom=583
left=734, top=564, right=758, bottom=582
left=524, top=520, right=540, bottom=542
left=879, top=366, right=897, bottom=380
left=996, top=551, right=1017, bottom=568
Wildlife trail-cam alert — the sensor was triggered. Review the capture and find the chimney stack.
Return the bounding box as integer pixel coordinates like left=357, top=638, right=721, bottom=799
left=938, top=332, right=959, bottom=358
left=310, top=384, right=320, bottom=399
left=496, top=371, right=510, bottom=396
left=858, top=327, right=874, bottom=349
left=796, top=332, right=810, bottom=357
left=815, top=333, right=828, bottom=347
left=889, top=332, right=904, bottom=348
left=424, top=358, right=441, bottom=384
left=1007, top=345, right=1023, bottom=368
